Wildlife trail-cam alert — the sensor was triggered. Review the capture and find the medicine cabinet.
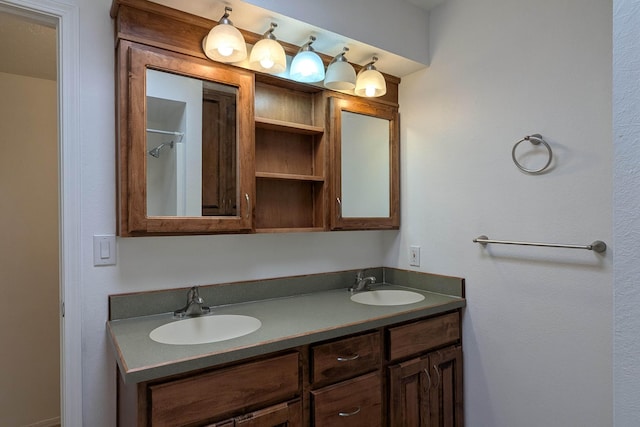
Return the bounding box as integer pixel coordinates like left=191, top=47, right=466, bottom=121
left=112, top=0, right=401, bottom=236
left=329, top=97, right=400, bottom=230
left=118, top=43, right=255, bottom=236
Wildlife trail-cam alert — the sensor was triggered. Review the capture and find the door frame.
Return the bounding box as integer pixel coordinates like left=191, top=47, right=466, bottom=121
left=0, top=0, right=82, bottom=424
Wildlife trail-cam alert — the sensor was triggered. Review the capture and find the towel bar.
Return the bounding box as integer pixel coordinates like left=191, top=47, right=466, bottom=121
left=473, top=235, right=607, bottom=253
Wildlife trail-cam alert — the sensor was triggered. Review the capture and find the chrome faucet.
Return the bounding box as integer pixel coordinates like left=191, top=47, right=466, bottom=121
left=174, top=286, right=211, bottom=318
left=350, top=270, right=377, bottom=292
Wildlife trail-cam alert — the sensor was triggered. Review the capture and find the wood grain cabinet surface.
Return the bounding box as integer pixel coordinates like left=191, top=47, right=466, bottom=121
left=310, top=331, right=381, bottom=386
left=387, top=311, right=461, bottom=362
left=311, top=372, right=382, bottom=427
left=148, top=353, right=299, bottom=427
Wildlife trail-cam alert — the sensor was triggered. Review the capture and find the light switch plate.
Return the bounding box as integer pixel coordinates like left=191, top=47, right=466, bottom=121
left=93, top=235, right=117, bottom=266
left=409, top=245, right=420, bottom=267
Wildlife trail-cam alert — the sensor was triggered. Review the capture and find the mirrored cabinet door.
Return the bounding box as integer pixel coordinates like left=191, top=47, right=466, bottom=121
left=329, top=97, right=400, bottom=230
left=118, top=43, right=255, bottom=235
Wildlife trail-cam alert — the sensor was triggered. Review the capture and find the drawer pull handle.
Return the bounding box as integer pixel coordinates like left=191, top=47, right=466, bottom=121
left=336, top=353, right=360, bottom=362
left=423, top=368, right=432, bottom=390
left=433, top=364, right=441, bottom=388
left=338, top=407, right=361, bottom=417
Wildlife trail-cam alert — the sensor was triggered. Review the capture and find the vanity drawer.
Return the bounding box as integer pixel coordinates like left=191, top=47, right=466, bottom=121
left=311, top=372, right=382, bottom=427
left=148, top=352, right=299, bottom=427
left=387, top=312, right=460, bottom=361
left=311, top=331, right=381, bottom=385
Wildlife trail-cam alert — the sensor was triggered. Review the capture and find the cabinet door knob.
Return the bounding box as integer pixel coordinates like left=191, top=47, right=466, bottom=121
left=338, top=407, right=361, bottom=417
left=245, top=193, right=251, bottom=219
left=336, top=197, right=342, bottom=218
left=336, top=353, right=359, bottom=362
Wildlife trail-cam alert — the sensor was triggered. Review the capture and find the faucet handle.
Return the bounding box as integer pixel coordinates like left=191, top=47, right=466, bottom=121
left=187, top=286, right=200, bottom=301
left=174, top=286, right=211, bottom=318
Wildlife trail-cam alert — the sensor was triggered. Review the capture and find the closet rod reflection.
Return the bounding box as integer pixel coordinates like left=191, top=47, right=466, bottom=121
left=473, top=235, right=607, bottom=253
left=146, top=128, right=184, bottom=137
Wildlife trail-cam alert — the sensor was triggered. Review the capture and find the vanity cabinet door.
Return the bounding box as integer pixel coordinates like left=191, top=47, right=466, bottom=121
left=388, top=355, right=431, bottom=427
left=428, top=345, right=463, bottom=427
left=388, top=346, right=463, bottom=427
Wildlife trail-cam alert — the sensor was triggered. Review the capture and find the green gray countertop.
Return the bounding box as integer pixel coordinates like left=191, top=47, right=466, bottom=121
left=107, top=268, right=466, bottom=384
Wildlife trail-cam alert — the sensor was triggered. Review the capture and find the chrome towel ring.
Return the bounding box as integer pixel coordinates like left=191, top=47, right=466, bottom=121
left=512, top=133, right=553, bottom=174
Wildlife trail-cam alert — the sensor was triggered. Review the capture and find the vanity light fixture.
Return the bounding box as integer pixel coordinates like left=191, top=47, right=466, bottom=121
left=289, top=35, right=325, bottom=83
left=354, top=56, right=387, bottom=97
left=324, top=47, right=357, bottom=91
left=248, top=23, right=287, bottom=74
left=202, top=6, right=247, bottom=63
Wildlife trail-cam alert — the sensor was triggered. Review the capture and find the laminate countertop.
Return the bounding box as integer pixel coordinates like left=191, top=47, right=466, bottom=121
left=108, top=282, right=465, bottom=384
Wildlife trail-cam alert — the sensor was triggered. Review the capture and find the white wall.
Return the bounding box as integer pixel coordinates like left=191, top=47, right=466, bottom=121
left=389, top=0, right=613, bottom=426
left=0, top=72, right=59, bottom=426
left=613, top=0, right=640, bottom=424
left=244, top=0, right=430, bottom=65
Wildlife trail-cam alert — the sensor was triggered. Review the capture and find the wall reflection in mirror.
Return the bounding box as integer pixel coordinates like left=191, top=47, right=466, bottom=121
left=146, top=69, right=238, bottom=217
left=340, top=111, right=390, bottom=217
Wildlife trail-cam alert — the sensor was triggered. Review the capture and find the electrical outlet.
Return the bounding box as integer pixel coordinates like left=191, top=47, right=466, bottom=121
left=409, top=245, right=420, bottom=267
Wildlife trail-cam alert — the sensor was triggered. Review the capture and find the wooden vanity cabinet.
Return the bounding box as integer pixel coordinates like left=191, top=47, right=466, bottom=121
left=118, top=312, right=462, bottom=426
left=387, top=313, right=464, bottom=427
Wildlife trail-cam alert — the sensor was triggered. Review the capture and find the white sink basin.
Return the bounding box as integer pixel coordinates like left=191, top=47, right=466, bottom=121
left=350, top=290, right=425, bottom=306
left=149, top=315, right=261, bottom=345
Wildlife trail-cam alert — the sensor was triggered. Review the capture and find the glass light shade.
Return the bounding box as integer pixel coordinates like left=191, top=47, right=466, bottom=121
left=290, top=50, right=325, bottom=83
left=203, top=23, right=247, bottom=63
left=324, top=60, right=356, bottom=90
left=355, top=69, right=387, bottom=97
left=249, top=38, right=286, bottom=74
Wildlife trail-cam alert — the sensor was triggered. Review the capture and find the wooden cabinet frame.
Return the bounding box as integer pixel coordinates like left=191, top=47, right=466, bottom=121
left=112, top=0, right=401, bottom=236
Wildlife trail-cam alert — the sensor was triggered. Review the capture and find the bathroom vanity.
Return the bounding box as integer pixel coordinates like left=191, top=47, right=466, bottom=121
left=108, top=268, right=465, bottom=426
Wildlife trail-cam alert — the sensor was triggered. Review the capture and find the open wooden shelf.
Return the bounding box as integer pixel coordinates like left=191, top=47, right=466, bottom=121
left=255, top=116, right=324, bottom=135
left=256, top=172, right=324, bottom=182
left=254, top=82, right=327, bottom=232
